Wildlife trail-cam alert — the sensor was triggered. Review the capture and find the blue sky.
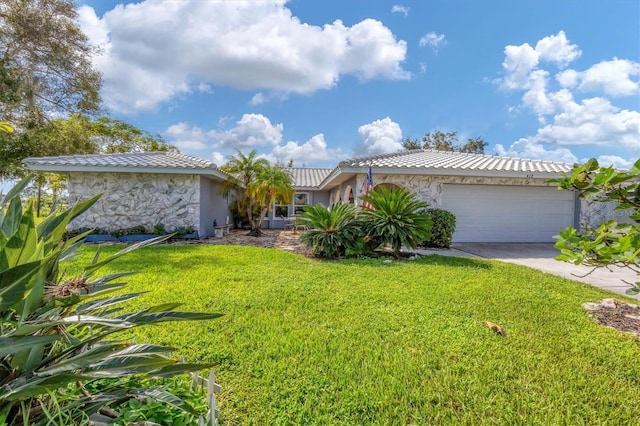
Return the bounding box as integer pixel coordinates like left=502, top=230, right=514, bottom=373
left=75, top=0, right=640, bottom=169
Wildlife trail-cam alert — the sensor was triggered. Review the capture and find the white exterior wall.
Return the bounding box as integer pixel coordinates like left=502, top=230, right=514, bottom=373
left=67, top=172, right=200, bottom=233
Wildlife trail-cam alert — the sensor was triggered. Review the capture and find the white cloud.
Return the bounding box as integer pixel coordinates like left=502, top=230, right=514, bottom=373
left=164, top=122, right=208, bottom=150
left=498, top=43, right=540, bottom=90
left=494, top=138, right=578, bottom=163
left=210, top=114, right=283, bottom=149
left=578, top=58, right=640, bottom=96
left=495, top=32, right=639, bottom=161
left=534, top=31, right=581, bottom=68
left=249, top=93, right=267, bottom=106
left=211, top=151, right=226, bottom=167
left=534, top=97, right=640, bottom=149
left=77, top=1, right=408, bottom=113
left=391, top=5, right=409, bottom=16
left=596, top=155, right=635, bottom=170
left=419, top=32, right=446, bottom=52
left=265, top=134, right=344, bottom=166
left=556, top=69, right=580, bottom=88
left=357, top=117, right=403, bottom=154
left=496, top=31, right=580, bottom=92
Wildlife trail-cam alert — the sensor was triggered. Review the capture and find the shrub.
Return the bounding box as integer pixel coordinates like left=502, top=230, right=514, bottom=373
left=0, top=176, right=220, bottom=424
left=110, top=225, right=148, bottom=237
left=421, top=208, right=456, bottom=248
left=359, top=186, right=432, bottom=258
left=153, top=223, right=167, bottom=235
left=298, top=203, right=363, bottom=258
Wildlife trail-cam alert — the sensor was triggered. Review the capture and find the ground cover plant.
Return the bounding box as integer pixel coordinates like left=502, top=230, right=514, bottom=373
left=64, top=244, right=640, bottom=425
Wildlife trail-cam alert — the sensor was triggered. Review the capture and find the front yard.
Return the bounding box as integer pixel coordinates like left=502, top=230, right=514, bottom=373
left=68, top=244, right=640, bottom=425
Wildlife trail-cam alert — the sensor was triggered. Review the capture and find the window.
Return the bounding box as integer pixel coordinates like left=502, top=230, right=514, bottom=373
left=294, top=193, right=308, bottom=214
left=274, top=196, right=289, bottom=218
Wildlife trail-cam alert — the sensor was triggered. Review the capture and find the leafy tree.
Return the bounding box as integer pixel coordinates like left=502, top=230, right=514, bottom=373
left=550, top=158, right=640, bottom=293
left=0, top=176, right=220, bottom=424
left=0, top=0, right=101, bottom=125
left=422, top=130, right=458, bottom=151
left=359, top=186, right=432, bottom=258
left=221, top=150, right=270, bottom=235
left=299, top=203, right=363, bottom=258
left=401, top=130, right=489, bottom=154
left=458, top=136, right=488, bottom=154
left=401, top=136, right=421, bottom=150
left=249, top=165, right=295, bottom=235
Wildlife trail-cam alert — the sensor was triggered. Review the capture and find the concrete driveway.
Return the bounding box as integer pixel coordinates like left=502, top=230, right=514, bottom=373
left=449, top=243, right=639, bottom=300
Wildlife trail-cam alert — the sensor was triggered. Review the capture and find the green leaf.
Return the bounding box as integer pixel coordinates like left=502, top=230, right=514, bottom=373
left=129, top=387, right=200, bottom=416
left=0, top=336, right=61, bottom=356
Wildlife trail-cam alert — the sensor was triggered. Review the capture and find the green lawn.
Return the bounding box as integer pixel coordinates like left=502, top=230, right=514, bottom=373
left=66, top=245, right=640, bottom=425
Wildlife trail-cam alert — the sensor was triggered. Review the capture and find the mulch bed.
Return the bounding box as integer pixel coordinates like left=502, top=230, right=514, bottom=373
left=584, top=299, right=640, bottom=337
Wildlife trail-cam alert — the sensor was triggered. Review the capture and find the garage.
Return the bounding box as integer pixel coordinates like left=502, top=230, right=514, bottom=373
left=441, top=184, right=576, bottom=243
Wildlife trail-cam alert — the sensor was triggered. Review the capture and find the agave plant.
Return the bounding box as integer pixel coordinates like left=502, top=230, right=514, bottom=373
left=298, top=203, right=362, bottom=258
left=359, top=186, right=432, bottom=258
left=0, top=176, right=221, bottom=425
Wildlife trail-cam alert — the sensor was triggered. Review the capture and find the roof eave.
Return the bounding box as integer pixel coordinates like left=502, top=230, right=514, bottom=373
left=25, top=164, right=229, bottom=181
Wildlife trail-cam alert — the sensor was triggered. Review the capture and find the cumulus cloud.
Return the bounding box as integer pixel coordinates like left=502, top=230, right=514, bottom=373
left=578, top=58, right=640, bottom=96
left=495, top=32, right=640, bottom=162
left=534, top=31, right=581, bottom=67
left=357, top=117, right=403, bottom=154
left=494, top=138, right=578, bottom=163
left=496, top=31, right=581, bottom=92
left=210, top=114, right=283, bottom=149
left=391, top=5, right=409, bottom=16
left=534, top=97, right=640, bottom=149
left=77, top=1, right=408, bottom=113
left=419, top=32, right=446, bottom=52
left=265, top=134, right=344, bottom=166
left=596, top=155, right=635, bottom=170
left=164, top=122, right=208, bottom=150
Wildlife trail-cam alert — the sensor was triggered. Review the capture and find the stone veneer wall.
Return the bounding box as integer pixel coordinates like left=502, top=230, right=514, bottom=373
left=579, top=199, right=633, bottom=229
left=354, top=174, right=556, bottom=206
left=67, top=172, right=200, bottom=232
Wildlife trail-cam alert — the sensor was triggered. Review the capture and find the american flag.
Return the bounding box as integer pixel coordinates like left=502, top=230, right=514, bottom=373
left=361, top=165, right=374, bottom=209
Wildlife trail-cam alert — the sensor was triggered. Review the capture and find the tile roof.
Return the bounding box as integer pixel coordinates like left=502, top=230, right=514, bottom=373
left=25, top=152, right=217, bottom=170
left=287, top=167, right=333, bottom=187
left=339, top=149, right=574, bottom=174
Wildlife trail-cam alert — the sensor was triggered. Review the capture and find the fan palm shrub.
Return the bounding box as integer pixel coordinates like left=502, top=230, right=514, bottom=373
left=359, top=186, right=432, bottom=258
left=298, top=203, right=362, bottom=258
left=0, top=177, right=220, bottom=425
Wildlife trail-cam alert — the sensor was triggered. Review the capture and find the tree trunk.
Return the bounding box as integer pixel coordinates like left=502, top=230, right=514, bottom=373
left=36, top=183, right=42, bottom=217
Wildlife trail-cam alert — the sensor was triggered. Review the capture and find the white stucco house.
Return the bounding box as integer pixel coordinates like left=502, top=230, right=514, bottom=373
left=26, top=149, right=591, bottom=242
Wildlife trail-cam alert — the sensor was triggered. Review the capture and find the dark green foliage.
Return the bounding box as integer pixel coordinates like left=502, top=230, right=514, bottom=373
left=550, top=158, right=640, bottom=293
left=153, top=223, right=167, bottom=235
left=0, top=176, right=220, bottom=424
left=420, top=208, right=456, bottom=248
left=359, top=186, right=432, bottom=257
left=298, top=203, right=363, bottom=258
left=109, top=225, right=148, bottom=237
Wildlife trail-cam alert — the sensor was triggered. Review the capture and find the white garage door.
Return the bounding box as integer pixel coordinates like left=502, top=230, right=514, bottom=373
left=440, top=184, right=575, bottom=243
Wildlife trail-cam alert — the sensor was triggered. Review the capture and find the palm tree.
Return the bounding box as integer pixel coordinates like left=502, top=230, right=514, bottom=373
left=249, top=165, right=295, bottom=235
left=221, top=149, right=269, bottom=235
left=359, top=186, right=432, bottom=258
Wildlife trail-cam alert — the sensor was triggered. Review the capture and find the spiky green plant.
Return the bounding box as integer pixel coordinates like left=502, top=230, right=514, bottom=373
left=359, top=186, right=432, bottom=257
left=0, top=176, right=221, bottom=425
left=298, top=203, right=362, bottom=258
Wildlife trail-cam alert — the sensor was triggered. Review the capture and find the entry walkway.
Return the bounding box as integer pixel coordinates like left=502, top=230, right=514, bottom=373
left=414, top=243, right=639, bottom=300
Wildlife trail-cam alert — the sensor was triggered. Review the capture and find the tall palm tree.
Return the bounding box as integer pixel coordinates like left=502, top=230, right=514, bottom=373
left=220, top=150, right=269, bottom=235
left=249, top=165, right=295, bottom=235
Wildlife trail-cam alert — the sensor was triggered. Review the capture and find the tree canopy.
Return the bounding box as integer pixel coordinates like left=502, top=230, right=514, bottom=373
left=0, top=0, right=101, bottom=125
left=0, top=115, right=176, bottom=179
left=402, top=131, right=489, bottom=154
